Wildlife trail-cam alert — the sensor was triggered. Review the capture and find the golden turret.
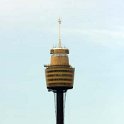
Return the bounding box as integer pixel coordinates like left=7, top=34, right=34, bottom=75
left=44, top=19, right=75, bottom=90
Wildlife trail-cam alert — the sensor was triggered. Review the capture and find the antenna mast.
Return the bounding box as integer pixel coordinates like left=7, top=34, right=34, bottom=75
left=58, top=18, right=62, bottom=48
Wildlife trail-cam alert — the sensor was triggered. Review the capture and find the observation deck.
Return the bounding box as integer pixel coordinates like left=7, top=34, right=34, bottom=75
left=44, top=19, right=74, bottom=91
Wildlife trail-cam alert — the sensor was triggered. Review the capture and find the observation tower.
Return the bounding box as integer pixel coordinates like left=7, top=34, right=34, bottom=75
left=44, top=19, right=75, bottom=124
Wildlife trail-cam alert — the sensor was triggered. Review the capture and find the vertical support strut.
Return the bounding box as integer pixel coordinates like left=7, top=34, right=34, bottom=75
left=56, top=90, right=64, bottom=124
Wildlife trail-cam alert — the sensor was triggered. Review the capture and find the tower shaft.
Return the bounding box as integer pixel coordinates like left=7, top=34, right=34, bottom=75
left=56, top=91, right=64, bottom=124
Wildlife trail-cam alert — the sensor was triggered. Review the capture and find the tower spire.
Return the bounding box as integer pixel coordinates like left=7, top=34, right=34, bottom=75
left=58, top=18, right=62, bottom=48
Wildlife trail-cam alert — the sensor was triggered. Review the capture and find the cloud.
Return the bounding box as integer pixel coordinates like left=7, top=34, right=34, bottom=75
left=0, top=0, right=124, bottom=48
left=89, top=29, right=124, bottom=47
left=63, top=27, right=124, bottom=48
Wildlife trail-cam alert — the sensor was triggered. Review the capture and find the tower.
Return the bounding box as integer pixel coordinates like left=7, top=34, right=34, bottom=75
left=44, top=19, right=75, bottom=124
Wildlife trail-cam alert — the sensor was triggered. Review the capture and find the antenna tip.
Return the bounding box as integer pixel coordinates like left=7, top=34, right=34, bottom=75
left=58, top=18, right=61, bottom=24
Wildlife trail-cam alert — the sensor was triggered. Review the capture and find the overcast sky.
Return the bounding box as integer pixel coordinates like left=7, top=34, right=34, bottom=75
left=0, top=0, right=124, bottom=124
